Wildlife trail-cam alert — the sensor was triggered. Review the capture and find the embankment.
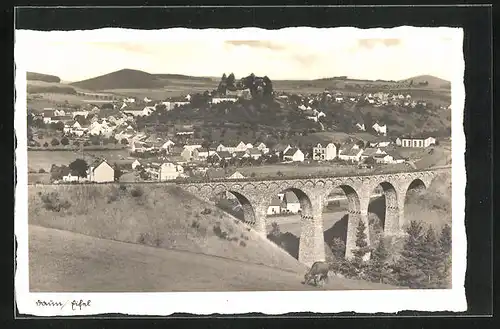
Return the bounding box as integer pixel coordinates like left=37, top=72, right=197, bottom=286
left=28, top=184, right=306, bottom=273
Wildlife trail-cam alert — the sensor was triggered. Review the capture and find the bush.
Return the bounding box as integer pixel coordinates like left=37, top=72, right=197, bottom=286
left=119, top=183, right=127, bottom=191
left=43, top=142, right=49, bottom=147
left=191, top=220, right=200, bottom=229
left=107, top=189, right=119, bottom=204
left=239, top=240, right=247, bottom=247
left=130, top=186, right=144, bottom=198
left=40, top=192, right=71, bottom=212
left=60, top=137, right=70, bottom=146
left=50, top=138, right=60, bottom=146
left=213, top=224, right=229, bottom=240
left=38, top=168, right=46, bottom=173
left=201, top=208, right=212, bottom=215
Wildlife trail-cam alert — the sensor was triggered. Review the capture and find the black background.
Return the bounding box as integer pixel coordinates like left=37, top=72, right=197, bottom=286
left=3, top=3, right=495, bottom=328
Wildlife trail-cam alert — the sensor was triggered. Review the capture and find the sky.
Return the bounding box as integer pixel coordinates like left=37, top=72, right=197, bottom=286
left=18, top=28, right=460, bottom=82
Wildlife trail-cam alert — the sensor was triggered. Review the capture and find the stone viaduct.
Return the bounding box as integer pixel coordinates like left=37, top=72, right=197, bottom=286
left=176, top=168, right=447, bottom=267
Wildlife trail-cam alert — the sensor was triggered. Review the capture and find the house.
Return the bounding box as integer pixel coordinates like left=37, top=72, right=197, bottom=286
left=338, top=148, right=364, bottom=162
left=255, top=142, right=269, bottom=154
left=197, top=148, right=217, bottom=159
left=338, top=143, right=363, bottom=162
left=283, top=192, right=301, bottom=213
left=246, top=148, right=263, bottom=160
left=175, top=126, right=195, bottom=136
left=372, top=122, right=387, bottom=136
left=54, top=109, right=66, bottom=116
left=273, top=143, right=292, bottom=157
left=42, top=109, right=55, bottom=123
left=158, top=162, right=184, bottom=181
left=356, top=122, right=366, bottom=131
left=160, top=139, right=175, bottom=151
left=216, top=151, right=233, bottom=161
left=131, top=142, right=154, bottom=153
left=181, top=145, right=202, bottom=162
left=360, top=147, right=386, bottom=160
left=283, top=148, right=305, bottom=162
left=373, top=154, right=395, bottom=164
left=227, top=171, right=245, bottom=180
left=131, top=159, right=142, bottom=170
left=369, top=139, right=392, bottom=148
left=267, top=196, right=282, bottom=215
left=396, top=136, right=436, bottom=148
left=312, top=143, right=337, bottom=161
left=61, top=166, right=85, bottom=183
left=87, top=160, right=114, bottom=183
left=211, top=96, right=238, bottom=104
left=385, top=150, right=406, bottom=164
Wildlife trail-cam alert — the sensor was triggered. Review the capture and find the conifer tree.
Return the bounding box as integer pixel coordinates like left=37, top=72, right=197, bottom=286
left=351, top=219, right=371, bottom=277
left=438, top=224, right=452, bottom=287
left=367, top=235, right=390, bottom=283
left=392, top=220, right=428, bottom=288
left=420, top=225, right=442, bottom=287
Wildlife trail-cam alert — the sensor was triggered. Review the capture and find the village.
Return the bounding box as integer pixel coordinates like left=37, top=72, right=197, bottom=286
left=27, top=86, right=446, bottom=191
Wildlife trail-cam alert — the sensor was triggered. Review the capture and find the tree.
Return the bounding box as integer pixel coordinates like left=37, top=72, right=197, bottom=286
left=392, top=220, right=428, bottom=288
left=73, top=141, right=80, bottom=147
left=227, top=73, right=236, bottom=89
left=438, top=224, right=452, bottom=286
left=113, top=163, right=123, bottom=182
left=121, top=138, right=129, bottom=145
left=367, top=236, right=391, bottom=283
left=109, top=136, right=118, bottom=144
left=102, top=137, right=109, bottom=145
left=69, top=159, right=89, bottom=178
left=352, top=219, right=371, bottom=271
left=50, top=138, right=60, bottom=146
left=420, top=225, right=442, bottom=287
left=329, top=237, right=346, bottom=259
left=60, top=136, right=70, bottom=146
left=43, top=142, right=49, bottom=148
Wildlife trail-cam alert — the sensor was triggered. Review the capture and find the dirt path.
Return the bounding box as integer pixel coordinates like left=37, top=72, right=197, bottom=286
left=29, top=225, right=401, bottom=292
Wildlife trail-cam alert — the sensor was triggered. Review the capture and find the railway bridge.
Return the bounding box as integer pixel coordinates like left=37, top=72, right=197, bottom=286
left=177, top=168, right=448, bottom=266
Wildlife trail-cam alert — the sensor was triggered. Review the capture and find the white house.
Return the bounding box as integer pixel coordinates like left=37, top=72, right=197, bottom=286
left=211, top=97, right=238, bottom=104
left=131, top=159, right=142, bottom=170
left=283, top=148, right=305, bottom=162
left=338, top=143, right=363, bottom=162
left=246, top=148, right=263, bottom=160
left=72, top=111, right=89, bottom=119
left=283, top=192, right=301, bottom=214
left=360, top=147, right=386, bottom=160
left=159, top=162, right=184, bottom=181
left=356, top=123, right=366, bottom=131
left=227, top=171, right=245, bottom=180
left=267, top=196, right=282, bottom=215
left=372, top=122, right=387, bottom=136
left=396, top=136, right=436, bottom=148
left=255, top=142, right=269, bottom=154
left=161, top=139, right=175, bottom=151
left=312, top=143, right=337, bottom=161
left=87, top=160, right=114, bottom=183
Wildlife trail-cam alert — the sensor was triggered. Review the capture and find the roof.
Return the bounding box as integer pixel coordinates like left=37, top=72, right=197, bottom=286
left=233, top=151, right=247, bottom=157
left=269, top=196, right=282, bottom=207
left=284, top=191, right=300, bottom=204
left=247, top=148, right=262, bottom=155
left=283, top=147, right=300, bottom=156
left=362, top=148, right=384, bottom=157
left=400, top=135, right=434, bottom=140
left=342, top=148, right=363, bottom=156
left=273, top=143, right=290, bottom=152
left=217, top=151, right=232, bottom=159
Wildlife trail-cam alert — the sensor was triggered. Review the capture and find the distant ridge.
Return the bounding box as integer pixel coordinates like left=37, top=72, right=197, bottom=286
left=398, top=75, right=451, bottom=88
left=70, top=69, right=215, bottom=91
left=27, top=72, right=61, bottom=83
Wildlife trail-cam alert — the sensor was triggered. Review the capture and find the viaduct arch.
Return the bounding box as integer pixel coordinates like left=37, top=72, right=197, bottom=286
left=179, top=169, right=443, bottom=267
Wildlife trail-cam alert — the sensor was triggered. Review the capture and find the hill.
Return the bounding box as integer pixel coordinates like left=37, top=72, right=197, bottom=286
left=70, top=69, right=216, bottom=91
left=399, top=75, right=451, bottom=89
left=29, top=225, right=400, bottom=292
left=28, top=184, right=307, bottom=273
left=70, top=69, right=166, bottom=90
left=26, top=80, right=77, bottom=95
left=27, top=72, right=61, bottom=83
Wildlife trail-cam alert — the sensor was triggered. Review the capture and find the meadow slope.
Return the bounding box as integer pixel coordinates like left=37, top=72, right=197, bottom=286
left=29, top=225, right=401, bottom=292
left=28, top=184, right=306, bottom=273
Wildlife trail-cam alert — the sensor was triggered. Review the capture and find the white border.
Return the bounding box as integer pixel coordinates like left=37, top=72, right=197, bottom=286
left=14, top=26, right=467, bottom=316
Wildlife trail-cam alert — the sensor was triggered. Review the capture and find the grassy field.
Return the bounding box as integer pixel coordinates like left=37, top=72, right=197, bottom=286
left=28, top=150, right=130, bottom=172
left=28, top=184, right=306, bottom=273
left=29, top=225, right=401, bottom=292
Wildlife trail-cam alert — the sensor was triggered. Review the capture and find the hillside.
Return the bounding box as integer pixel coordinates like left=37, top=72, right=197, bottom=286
left=27, top=72, right=61, bottom=83
left=70, top=69, right=166, bottom=90
left=29, top=225, right=401, bottom=292
left=399, top=75, right=451, bottom=89
left=26, top=80, right=78, bottom=95
left=70, top=69, right=216, bottom=90
left=28, top=184, right=306, bottom=273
